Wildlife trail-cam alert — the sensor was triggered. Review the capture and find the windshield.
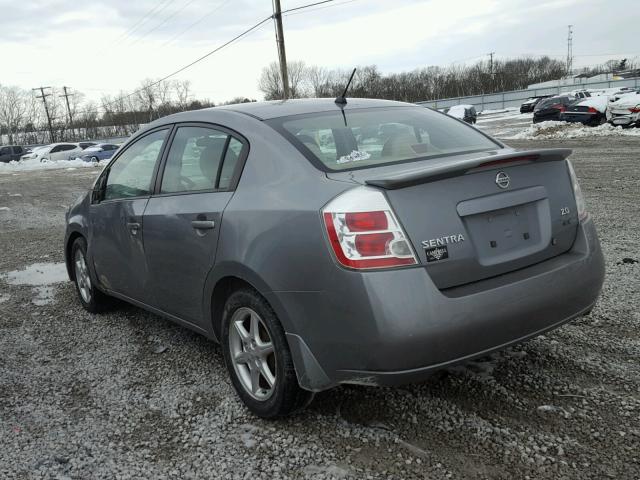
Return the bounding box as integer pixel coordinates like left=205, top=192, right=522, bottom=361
left=269, top=106, right=499, bottom=171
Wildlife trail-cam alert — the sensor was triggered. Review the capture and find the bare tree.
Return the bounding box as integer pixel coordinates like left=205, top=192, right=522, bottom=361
left=258, top=62, right=284, bottom=100
left=0, top=85, right=28, bottom=144
left=174, top=80, right=192, bottom=110
left=136, top=79, right=158, bottom=122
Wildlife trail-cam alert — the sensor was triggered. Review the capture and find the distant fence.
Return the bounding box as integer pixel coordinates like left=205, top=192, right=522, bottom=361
left=416, top=77, right=640, bottom=111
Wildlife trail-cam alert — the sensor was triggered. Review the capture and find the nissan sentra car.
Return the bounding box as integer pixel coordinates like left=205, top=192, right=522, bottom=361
left=64, top=98, right=604, bottom=418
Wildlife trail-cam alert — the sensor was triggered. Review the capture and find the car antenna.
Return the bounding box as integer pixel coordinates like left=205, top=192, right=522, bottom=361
left=335, top=68, right=357, bottom=105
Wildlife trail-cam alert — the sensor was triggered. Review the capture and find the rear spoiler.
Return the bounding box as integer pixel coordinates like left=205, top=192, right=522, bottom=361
left=365, top=148, right=572, bottom=190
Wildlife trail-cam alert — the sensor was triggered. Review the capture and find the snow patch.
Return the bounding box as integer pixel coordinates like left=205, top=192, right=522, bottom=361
left=4, top=262, right=68, bottom=306
left=0, top=293, right=10, bottom=303
left=505, top=121, right=640, bottom=140
left=337, top=150, right=371, bottom=164
left=0, top=158, right=108, bottom=173
left=5, top=262, right=68, bottom=286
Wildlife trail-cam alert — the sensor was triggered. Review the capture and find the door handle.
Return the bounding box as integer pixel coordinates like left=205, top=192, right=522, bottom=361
left=191, top=220, right=216, bottom=230
left=127, top=222, right=141, bottom=235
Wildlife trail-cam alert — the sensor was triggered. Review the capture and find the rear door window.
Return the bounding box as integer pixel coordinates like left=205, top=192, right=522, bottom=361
left=159, top=126, right=245, bottom=194
left=160, top=126, right=228, bottom=194
left=218, top=137, right=243, bottom=190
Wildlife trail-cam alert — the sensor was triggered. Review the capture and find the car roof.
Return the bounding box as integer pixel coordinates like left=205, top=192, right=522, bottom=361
left=213, top=98, right=416, bottom=120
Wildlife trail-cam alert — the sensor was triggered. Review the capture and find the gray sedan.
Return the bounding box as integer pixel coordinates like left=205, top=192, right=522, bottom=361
left=64, top=98, right=604, bottom=418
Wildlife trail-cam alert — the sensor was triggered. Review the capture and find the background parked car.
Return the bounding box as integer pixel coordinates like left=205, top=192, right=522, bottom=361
left=0, top=145, right=25, bottom=163
left=607, top=90, right=640, bottom=127
left=559, top=96, right=608, bottom=126
left=20, top=146, right=49, bottom=161
left=533, top=96, right=575, bottom=123
left=27, top=143, right=83, bottom=162
left=446, top=104, right=477, bottom=124
left=519, top=95, right=552, bottom=113
left=71, top=143, right=120, bottom=162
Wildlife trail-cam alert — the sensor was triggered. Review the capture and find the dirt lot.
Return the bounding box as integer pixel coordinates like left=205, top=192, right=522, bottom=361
left=1, top=132, right=639, bottom=479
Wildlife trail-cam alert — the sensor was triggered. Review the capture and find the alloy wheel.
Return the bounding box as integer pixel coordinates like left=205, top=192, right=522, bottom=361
left=74, top=249, right=92, bottom=303
left=228, top=307, right=277, bottom=400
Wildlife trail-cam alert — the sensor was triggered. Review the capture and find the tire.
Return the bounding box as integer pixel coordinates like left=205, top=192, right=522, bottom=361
left=71, top=237, right=112, bottom=313
left=221, top=287, right=313, bottom=418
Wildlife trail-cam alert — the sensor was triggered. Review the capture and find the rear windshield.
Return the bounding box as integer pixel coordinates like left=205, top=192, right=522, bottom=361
left=535, top=97, right=569, bottom=110
left=268, top=106, right=500, bottom=171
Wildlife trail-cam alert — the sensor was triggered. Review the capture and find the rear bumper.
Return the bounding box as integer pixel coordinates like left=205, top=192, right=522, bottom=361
left=560, top=113, right=603, bottom=125
left=275, top=218, right=604, bottom=391
left=608, top=113, right=640, bottom=127
left=533, top=114, right=561, bottom=123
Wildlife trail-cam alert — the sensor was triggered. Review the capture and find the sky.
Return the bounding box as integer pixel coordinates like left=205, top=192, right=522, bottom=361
left=1, top=0, right=638, bottom=105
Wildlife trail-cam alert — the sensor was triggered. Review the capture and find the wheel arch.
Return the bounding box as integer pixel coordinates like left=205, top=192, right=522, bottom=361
left=65, top=230, right=85, bottom=281
left=204, top=262, right=292, bottom=343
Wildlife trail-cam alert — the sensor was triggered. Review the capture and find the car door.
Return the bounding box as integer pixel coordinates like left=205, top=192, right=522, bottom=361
left=90, top=127, right=170, bottom=303
left=44, top=145, right=65, bottom=162
left=12, top=146, right=23, bottom=161
left=143, top=124, right=247, bottom=324
left=0, top=147, right=11, bottom=163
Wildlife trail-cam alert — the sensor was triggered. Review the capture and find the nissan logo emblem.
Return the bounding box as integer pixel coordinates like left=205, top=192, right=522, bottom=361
left=495, top=171, right=510, bottom=189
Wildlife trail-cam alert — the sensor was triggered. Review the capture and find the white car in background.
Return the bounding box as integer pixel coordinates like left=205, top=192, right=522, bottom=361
left=19, top=146, right=49, bottom=161
left=21, top=143, right=83, bottom=162
left=607, top=90, right=640, bottom=127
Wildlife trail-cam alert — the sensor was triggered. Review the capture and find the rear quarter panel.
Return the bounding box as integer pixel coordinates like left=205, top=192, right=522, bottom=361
left=205, top=114, right=352, bottom=333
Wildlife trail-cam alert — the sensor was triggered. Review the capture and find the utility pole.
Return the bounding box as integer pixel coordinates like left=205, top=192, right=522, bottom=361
left=60, top=87, right=75, bottom=138
left=566, top=25, right=573, bottom=76
left=488, top=52, right=495, bottom=92
left=33, top=87, right=55, bottom=143
left=272, top=0, right=290, bottom=99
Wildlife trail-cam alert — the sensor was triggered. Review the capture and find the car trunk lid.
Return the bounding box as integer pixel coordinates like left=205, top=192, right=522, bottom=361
left=327, top=149, right=579, bottom=289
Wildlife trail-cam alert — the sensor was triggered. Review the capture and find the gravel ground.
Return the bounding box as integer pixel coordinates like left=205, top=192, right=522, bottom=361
left=0, top=130, right=639, bottom=479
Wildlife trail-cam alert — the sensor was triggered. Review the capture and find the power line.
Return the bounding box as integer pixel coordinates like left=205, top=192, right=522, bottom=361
left=161, top=0, right=233, bottom=47
left=283, top=0, right=336, bottom=14
left=283, top=0, right=359, bottom=17
left=113, top=0, right=175, bottom=45
left=130, top=0, right=198, bottom=46
left=61, top=0, right=342, bottom=118
left=73, top=15, right=273, bottom=117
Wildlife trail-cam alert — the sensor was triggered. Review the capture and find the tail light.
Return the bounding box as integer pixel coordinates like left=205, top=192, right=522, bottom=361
left=552, top=104, right=566, bottom=112
left=322, top=187, right=418, bottom=269
left=629, top=106, right=640, bottom=113
left=587, top=107, right=598, bottom=114
left=566, top=160, right=588, bottom=222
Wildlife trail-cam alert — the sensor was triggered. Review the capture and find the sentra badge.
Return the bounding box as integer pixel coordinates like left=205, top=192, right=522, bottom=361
left=421, top=234, right=465, bottom=249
